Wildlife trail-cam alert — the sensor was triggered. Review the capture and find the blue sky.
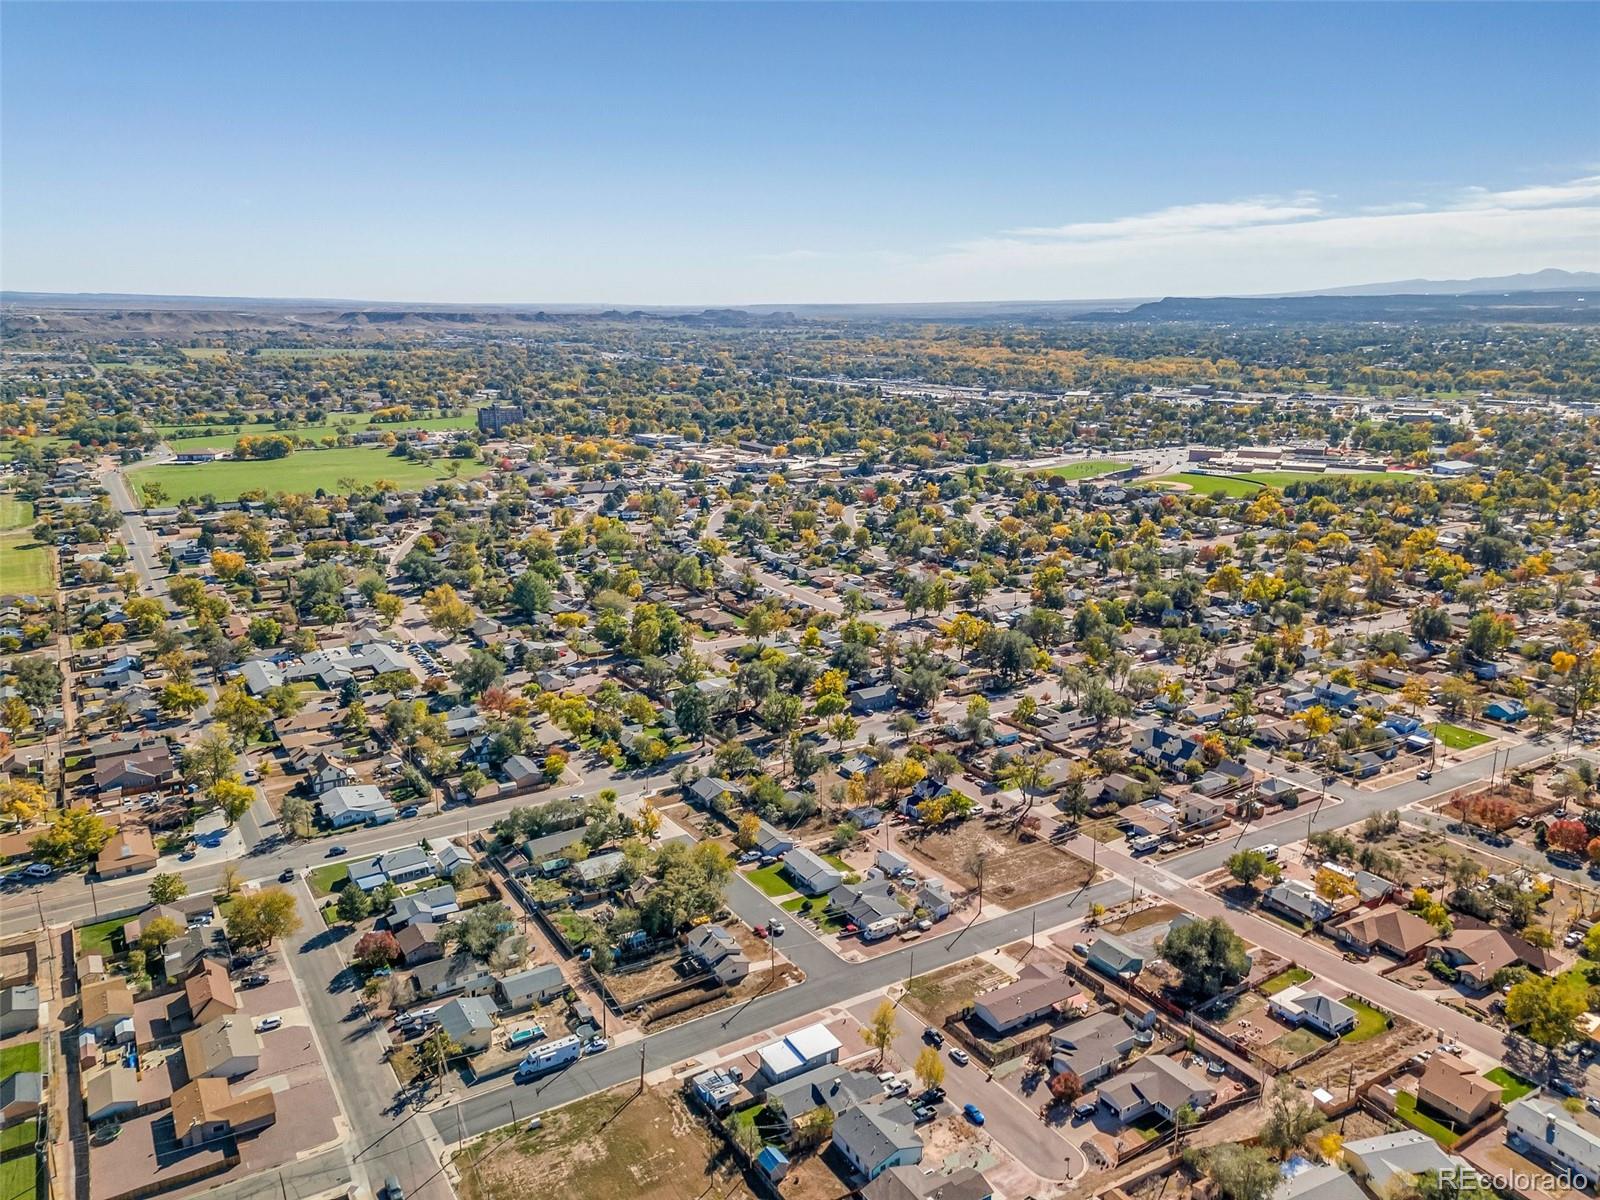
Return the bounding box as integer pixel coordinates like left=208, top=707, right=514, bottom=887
left=4, top=2, right=1597, bottom=303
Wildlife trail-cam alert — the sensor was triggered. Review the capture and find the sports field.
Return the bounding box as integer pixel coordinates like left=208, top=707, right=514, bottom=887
left=160, top=412, right=477, bottom=452
left=1156, top=469, right=1414, bottom=496
left=0, top=495, right=52, bottom=596
left=1037, top=459, right=1131, bottom=480
left=128, top=446, right=491, bottom=503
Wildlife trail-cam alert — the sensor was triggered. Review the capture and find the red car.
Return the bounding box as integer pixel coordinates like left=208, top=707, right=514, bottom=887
left=753, top=925, right=769, bottom=938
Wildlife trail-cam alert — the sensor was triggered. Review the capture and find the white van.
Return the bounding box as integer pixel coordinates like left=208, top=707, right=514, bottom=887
left=1259, top=844, right=1280, bottom=862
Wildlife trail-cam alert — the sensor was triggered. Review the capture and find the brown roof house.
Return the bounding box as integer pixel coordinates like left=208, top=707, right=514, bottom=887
left=170, top=1077, right=277, bottom=1148
left=1415, top=1053, right=1500, bottom=1129
left=1332, top=904, right=1438, bottom=961
left=96, top=823, right=158, bottom=879
left=80, top=977, right=135, bottom=1041
left=184, top=959, right=239, bottom=1027
left=972, top=966, right=1083, bottom=1035
left=92, top=743, right=178, bottom=796
left=181, top=1018, right=263, bottom=1081
left=1429, top=927, right=1561, bottom=989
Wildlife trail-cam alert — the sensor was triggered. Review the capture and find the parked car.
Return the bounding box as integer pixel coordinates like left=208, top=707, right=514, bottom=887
left=240, top=974, right=270, bottom=989
left=278, top=868, right=297, bottom=883
left=948, top=1048, right=970, bottom=1066
left=911, top=1104, right=937, bottom=1123
left=768, top=920, right=786, bottom=936
left=399, top=806, right=419, bottom=819
left=583, top=1037, right=609, bottom=1054
left=23, top=863, right=52, bottom=879
left=753, top=925, right=769, bottom=938
left=737, top=851, right=761, bottom=865
left=326, top=845, right=348, bottom=857
left=962, top=1103, right=985, bottom=1125
left=383, top=1176, right=405, bottom=1200
left=255, top=1016, right=283, bottom=1033
left=1416, top=769, right=1433, bottom=781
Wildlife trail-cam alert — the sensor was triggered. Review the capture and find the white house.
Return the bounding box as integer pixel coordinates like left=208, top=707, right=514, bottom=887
left=320, top=784, right=395, bottom=828
left=755, top=1023, right=841, bottom=1085
left=1506, top=1098, right=1600, bottom=1181
left=1268, top=986, right=1359, bottom=1037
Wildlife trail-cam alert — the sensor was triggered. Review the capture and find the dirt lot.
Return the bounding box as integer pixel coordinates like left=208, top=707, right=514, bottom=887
left=1289, top=1011, right=1430, bottom=1092
left=902, top=818, right=1094, bottom=908
left=903, top=959, right=1012, bottom=1026
left=455, top=1085, right=760, bottom=1200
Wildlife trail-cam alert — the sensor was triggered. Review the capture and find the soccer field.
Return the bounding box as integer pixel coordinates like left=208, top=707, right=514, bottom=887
left=128, top=447, right=491, bottom=503
left=160, top=412, right=478, bottom=452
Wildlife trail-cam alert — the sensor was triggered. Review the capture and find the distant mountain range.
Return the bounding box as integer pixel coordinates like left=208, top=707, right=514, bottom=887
left=1282, top=268, right=1600, bottom=297
left=3, top=269, right=1597, bottom=332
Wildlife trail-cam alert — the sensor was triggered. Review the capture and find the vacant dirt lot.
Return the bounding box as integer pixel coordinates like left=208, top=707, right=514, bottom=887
left=903, top=959, right=1012, bottom=1026
left=903, top=818, right=1094, bottom=908
left=455, top=1085, right=759, bottom=1200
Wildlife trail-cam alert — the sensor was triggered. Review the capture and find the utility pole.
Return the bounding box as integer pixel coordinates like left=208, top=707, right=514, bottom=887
left=638, top=1040, right=646, bottom=1094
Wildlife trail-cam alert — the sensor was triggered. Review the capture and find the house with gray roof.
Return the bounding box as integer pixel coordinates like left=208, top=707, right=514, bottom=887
left=1342, top=1131, right=1469, bottom=1194
left=1050, top=1011, right=1138, bottom=1085
left=782, top=846, right=845, bottom=896
left=833, top=1101, right=923, bottom=1182
left=437, top=995, right=498, bottom=1053
left=495, top=964, right=568, bottom=1011
left=1084, top=934, right=1145, bottom=980
left=1097, top=1055, right=1215, bottom=1124
left=1268, top=986, right=1358, bottom=1037
left=763, top=1064, right=880, bottom=1134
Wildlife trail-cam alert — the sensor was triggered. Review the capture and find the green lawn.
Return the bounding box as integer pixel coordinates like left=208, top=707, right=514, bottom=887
left=780, top=894, right=848, bottom=931
left=1432, top=722, right=1493, bottom=750
left=1395, top=1091, right=1461, bottom=1147
left=0, top=497, right=33, bottom=531
left=1485, top=1067, right=1535, bottom=1103
left=77, top=915, right=126, bottom=959
left=1038, top=460, right=1131, bottom=480
left=1272, top=1027, right=1330, bottom=1057
left=1154, top=473, right=1264, bottom=497
left=0, top=1152, right=38, bottom=1200
left=162, top=412, right=477, bottom=452
left=0, top=530, right=52, bottom=596
left=744, top=863, right=795, bottom=899
left=0, top=1042, right=40, bottom=1079
left=306, top=863, right=351, bottom=897
left=128, top=446, right=490, bottom=503
left=0, top=1119, right=36, bottom=1154
left=1340, top=997, right=1391, bottom=1043
left=1260, top=967, right=1312, bottom=995
left=1241, top=470, right=1414, bottom=488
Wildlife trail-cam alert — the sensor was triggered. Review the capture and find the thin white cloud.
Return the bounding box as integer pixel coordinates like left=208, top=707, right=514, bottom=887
left=1006, top=196, right=1323, bottom=242
left=1456, top=175, right=1600, bottom=210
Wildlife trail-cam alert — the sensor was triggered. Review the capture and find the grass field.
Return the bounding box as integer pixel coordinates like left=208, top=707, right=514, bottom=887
left=1340, top=997, right=1392, bottom=1043
left=743, top=863, right=795, bottom=898
left=1485, top=1067, right=1535, bottom=1103
left=306, top=864, right=351, bottom=897
left=1395, top=1091, right=1461, bottom=1147
left=1037, top=459, right=1131, bottom=480
left=0, top=496, right=52, bottom=595
left=1432, top=722, right=1493, bottom=750
left=1260, top=967, right=1312, bottom=995
left=0, top=1042, right=40, bottom=1079
left=76, top=915, right=126, bottom=959
left=1156, top=470, right=1414, bottom=497
left=0, top=1151, right=38, bottom=1200
left=161, top=412, right=477, bottom=452
left=129, top=446, right=490, bottom=503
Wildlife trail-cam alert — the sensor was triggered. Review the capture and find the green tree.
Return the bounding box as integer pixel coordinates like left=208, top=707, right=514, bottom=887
left=224, top=887, right=303, bottom=949
left=148, top=873, right=188, bottom=905
left=1186, top=1144, right=1279, bottom=1200
left=336, top=881, right=372, bottom=923
left=30, top=808, right=114, bottom=867
left=183, top=728, right=237, bottom=788
left=139, top=915, right=184, bottom=952
left=865, top=999, right=897, bottom=1066
left=1159, top=916, right=1250, bottom=1000
left=1505, top=973, right=1588, bottom=1059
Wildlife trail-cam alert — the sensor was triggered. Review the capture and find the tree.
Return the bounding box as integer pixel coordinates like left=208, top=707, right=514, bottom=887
left=1260, top=1077, right=1326, bottom=1157
left=1314, top=866, right=1358, bottom=902
left=158, top=682, right=207, bottom=718
left=1226, top=849, right=1274, bottom=888
left=1159, top=916, right=1250, bottom=1000
left=1504, top=972, right=1587, bottom=1057
left=148, top=873, right=188, bottom=905
left=1049, top=1069, right=1084, bottom=1104
left=414, top=1033, right=463, bottom=1081
left=734, top=812, right=761, bottom=851
left=373, top=593, right=404, bottom=626
left=452, top=650, right=505, bottom=698
left=865, top=999, right=897, bottom=1065
left=914, top=1045, right=945, bottom=1092
left=184, top=728, right=237, bottom=788
left=336, top=881, right=372, bottom=923
left=213, top=682, right=270, bottom=745
left=279, top=794, right=312, bottom=840
left=0, top=778, right=47, bottom=827
left=999, top=751, right=1052, bottom=825
left=354, top=930, right=401, bottom=968
left=422, top=584, right=472, bottom=635
left=224, top=888, right=302, bottom=949
left=8, top=656, right=62, bottom=709
left=139, top=915, right=184, bottom=952
left=447, top=902, right=517, bottom=960
left=1546, top=819, right=1589, bottom=854
left=209, top=777, right=256, bottom=825
left=674, top=685, right=712, bottom=745
left=30, top=807, right=113, bottom=867
left=1189, top=1144, right=1279, bottom=1200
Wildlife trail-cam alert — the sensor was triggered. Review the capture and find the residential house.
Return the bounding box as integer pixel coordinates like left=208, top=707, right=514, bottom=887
left=1264, top=879, right=1333, bottom=925
left=1331, top=905, right=1437, bottom=961
left=395, top=923, right=446, bottom=967
left=832, top=1101, right=923, bottom=1181
left=687, top=776, right=744, bottom=809
left=831, top=879, right=907, bottom=931
left=1267, top=986, right=1358, bottom=1037
left=92, top=743, right=178, bottom=795
left=754, top=1023, right=842, bottom=1086
left=319, top=784, right=396, bottom=828
left=438, top=995, right=498, bottom=1054
left=782, top=847, right=845, bottom=896
left=0, top=985, right=40, bottom=1037
left=79, top=978, right=134, bottom=1041
left=1097, top=1056, right=1216, bottom=1124
left=1506, top=1097, right=1600, bottom=1180
left=0, top=1072, right=41, bottom=1123
left=299, top=751, right=356, bottom=797
left=1084, top=934, right=1145, bottom=980
left=1342, top=1131, right=1467, bottom=1194
left=915, top=879, right=953, bottom=922
left=1050, top=1011, right=1138, bottom=1085
left=185, top=959, right=240, bottom=1026
left=754, top=821, right=796, bottom=857
left=1429, top=927, right=1560, bottom=989
left=389, top=886, right=460, bottom=929
left=972, top=966, right=1082, bottom=1035
left=95, top=823, right=158, bottom=879
left=762, top=1064, right=880, bottom=1133
left=82, top=1065, right=139, bottom=1124
left=170, top=1077, right=277, bottom=1148
left=849, top=685, right=898, bottom=715
left=862, top=1166, right=993, bottom=1200
left=683, top=925, right=750, bottom=985
left=410, top=954, right=497, bottom=1001
left=352, top=845, right=438, bottom=891
left=1415, top=1054, right=1500, bottom=1129
left=571, top=851, right=625, bottom=888
left=181, top=1018, right=263, bottom=1080
left=494, top=964, right=568, bottom=1011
